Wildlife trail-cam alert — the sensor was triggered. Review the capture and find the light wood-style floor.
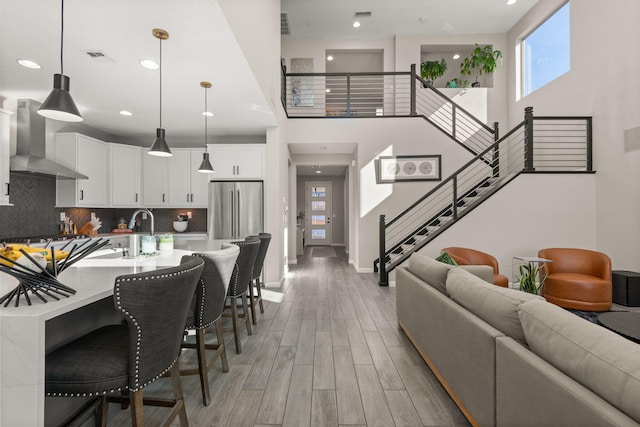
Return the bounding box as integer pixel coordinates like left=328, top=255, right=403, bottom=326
left=108, top=246, right=468, bottom=426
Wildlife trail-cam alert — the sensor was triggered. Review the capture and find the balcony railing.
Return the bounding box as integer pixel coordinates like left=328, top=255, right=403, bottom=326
left=281, top=64, right=497, bottom=157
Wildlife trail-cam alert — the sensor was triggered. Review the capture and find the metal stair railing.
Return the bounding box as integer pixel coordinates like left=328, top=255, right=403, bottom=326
left=375, top=107, right=593, bottom=285
left=281, top=64, right=496, bottom=157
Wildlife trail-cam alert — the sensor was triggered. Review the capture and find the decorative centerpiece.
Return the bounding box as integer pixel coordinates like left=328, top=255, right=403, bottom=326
left=0, top=237, right=110, bottom=307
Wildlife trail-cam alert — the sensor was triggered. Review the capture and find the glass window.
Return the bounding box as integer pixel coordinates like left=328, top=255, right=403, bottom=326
left=312, top=215, right=326, bottom=225
left=521, top=2, right=570, bottom=97
left=311, top=187, right=326, bottom=197
left=311, top=229, right=326, bottom=239
left=312, top=201, right=326, bottom=211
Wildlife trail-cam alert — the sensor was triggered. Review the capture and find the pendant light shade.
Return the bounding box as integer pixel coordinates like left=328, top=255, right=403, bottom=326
left=149, top=128, right=172, bottom=157
left=198, top=81, right=215, bottom=173
left=38, top=0, right=82, bottom=122
left=198, top=152, right=214, bottom=173
left=148, top=28, right=172, bottom=157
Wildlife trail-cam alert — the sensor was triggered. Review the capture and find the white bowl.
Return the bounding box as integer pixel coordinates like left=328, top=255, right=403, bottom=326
left=172, top=221, right=188, bottom=232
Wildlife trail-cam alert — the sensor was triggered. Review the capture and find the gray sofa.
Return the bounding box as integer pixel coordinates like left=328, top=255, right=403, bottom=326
left=397, top=253, right=640, bottom=427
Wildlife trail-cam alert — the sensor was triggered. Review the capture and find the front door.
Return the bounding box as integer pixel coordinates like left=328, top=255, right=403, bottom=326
left=305, top=181, right=332, bottom=246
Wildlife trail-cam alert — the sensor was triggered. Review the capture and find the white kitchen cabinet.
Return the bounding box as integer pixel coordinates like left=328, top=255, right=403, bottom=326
left=206, top=144, right=264, bottom=179
left=142, top=154, right=168, bottom=207
left=0, top=110, right=12, bottom=206
left=190, top=149, right=210, bottom=207
left=167, top=149, right=209, bottom=207
left=111, top=144, right=141, bottom=207
left=56, top=133, right=109, bottom=207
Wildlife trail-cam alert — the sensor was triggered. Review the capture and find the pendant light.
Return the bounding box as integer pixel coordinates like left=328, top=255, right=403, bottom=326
left=38, top=0, right=82, bottom=122
left=148, top=28, right=172, bottom=157
left=198, top=82, right=215, bottom=173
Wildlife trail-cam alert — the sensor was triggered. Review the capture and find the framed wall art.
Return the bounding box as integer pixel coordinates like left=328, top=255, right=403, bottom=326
left=376, top=155, right=441, bottom=183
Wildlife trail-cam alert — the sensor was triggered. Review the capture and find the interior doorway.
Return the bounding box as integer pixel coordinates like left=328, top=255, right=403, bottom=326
left=305, top=181, right=332, bottom=246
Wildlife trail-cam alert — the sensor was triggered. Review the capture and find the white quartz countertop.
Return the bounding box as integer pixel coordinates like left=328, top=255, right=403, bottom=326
left=0, top=240, right=231, bottom=319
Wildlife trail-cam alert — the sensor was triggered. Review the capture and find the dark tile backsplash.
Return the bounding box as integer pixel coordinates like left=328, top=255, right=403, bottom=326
left=0, top=174, right=207, bottom=238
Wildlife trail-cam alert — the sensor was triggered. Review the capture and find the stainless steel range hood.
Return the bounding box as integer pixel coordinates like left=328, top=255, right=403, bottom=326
left=10, top=99, right=88, bottom=179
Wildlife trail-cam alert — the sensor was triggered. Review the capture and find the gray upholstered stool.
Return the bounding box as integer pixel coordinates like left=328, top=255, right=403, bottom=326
left=247, top=233, right=271, bottom=325
left=180, top=244, right=239, bottom=406
left=225, top=237, right=260, bottom=353
left=45, top=257, right=204, bottom=426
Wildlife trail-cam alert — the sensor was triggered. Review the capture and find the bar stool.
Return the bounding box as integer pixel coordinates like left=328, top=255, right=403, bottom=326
left=180, top=244, right=239, bottom=406
left=225, top=237, right=260, bottom=354
left=45, top=257, right=204, bottom=426
left=247, top=233, right=271, bottom=325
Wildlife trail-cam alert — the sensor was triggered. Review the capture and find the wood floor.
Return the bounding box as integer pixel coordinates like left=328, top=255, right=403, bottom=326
left=107, top=246, right=468, bottom=426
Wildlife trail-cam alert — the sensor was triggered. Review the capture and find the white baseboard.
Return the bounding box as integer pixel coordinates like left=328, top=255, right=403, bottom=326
left=357, top=267, right=374, bottom=273
left=288, top=259, right=298, bottom=265
left=331, top=243, right=345, bottom=247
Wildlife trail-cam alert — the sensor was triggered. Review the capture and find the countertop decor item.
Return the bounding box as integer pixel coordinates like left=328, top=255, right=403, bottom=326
left=173, top=220, right=188, bottom=232
left=197, top=81, right=215, bottom=173
left=148, top=28, right=172, bottom=157
left=0, top=237, right=109, bottom=307
left=37, top=0, right=82, bottom=122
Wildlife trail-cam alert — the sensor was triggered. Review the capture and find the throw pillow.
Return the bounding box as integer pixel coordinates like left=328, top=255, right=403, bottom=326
left=435, top=252, right=458, bottom=266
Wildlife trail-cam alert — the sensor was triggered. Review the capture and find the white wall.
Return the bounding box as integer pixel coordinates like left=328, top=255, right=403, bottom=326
left=282, top=38, right=396, bottom=73
left=218, top=0, right=281, bottom=110
left=417, top=173, right=596, bottom=282
left=286, top=117, right=477, bottom=271
left=507, top=0, right=640, bottom=270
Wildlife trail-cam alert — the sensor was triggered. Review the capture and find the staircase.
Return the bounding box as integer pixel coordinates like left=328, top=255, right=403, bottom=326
left=280, top=65, right=593, bottom=286
left=374, top=109, right=593, bottom=285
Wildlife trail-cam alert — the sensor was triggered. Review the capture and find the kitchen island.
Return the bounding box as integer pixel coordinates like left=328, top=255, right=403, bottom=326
left=0, top=239, right=230, bottom=426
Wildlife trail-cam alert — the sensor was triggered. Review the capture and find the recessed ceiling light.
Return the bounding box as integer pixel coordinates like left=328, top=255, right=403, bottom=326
left=202, top=111, right=214, bottom=117
left=325, top=88, right=331, bottom=93
left=453, top=54, right=460, bottom=60
left=315, top=170, right=322, bottom=174
left=327, top=55, right=334, bottom=61
left=119, top=110, right=133, bottom=116
left=353, top=21, right=361, bottom=28
left=507, top=0, right=517, bottom=5
left=17, top=59, right=42, bottom=69
left=140, top=59, right=159, bottom=69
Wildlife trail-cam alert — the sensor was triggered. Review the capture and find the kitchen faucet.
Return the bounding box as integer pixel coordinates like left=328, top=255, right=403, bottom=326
left=128, top=208, right=155, bottom=236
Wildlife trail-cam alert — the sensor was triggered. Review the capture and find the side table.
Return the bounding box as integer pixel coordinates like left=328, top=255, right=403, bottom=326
left=512, top=256, right=553, bottom=291
left=612, top=271, right=640, bottom=307
left=597, top=311, right=640, bottom=343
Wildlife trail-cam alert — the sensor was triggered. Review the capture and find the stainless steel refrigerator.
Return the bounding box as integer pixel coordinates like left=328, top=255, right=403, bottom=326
left=208, top=180, right=264, bottom=239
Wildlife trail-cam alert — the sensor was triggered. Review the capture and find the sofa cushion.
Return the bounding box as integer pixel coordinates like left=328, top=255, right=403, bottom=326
left=446, top=268, right=544, bottom=344
left=408, top=253, right=453, bottom=295
left=408, top=253, right=494, bottom=296
left=519, top=300, right=640, bottom=423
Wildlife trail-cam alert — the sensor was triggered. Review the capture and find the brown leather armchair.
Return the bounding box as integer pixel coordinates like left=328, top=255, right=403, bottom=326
left=537, top=248, right=612, bottom=312
left=441, top=247, right=509, bottom=287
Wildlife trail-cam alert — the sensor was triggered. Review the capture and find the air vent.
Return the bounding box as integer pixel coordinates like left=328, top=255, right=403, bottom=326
left=281, top=12, right=291, bottom=35
left=82, top=50, right=115, bottom=63
left=354, top=11, right=372, bottom=18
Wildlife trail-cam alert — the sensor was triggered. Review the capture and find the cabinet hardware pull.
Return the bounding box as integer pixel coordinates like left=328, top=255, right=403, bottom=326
left=5, top=182, right=9, bottom=196
left=187, top=193, right=190, bottom=203
left=190, top=193, right=194, bottom=203
left=237, top=165, right=239, bottom=175
left=163, top=193, right=165, bottom=203
left=135, top=193, right=138, bottom=202
left=80, top=190, right=84, bottom=200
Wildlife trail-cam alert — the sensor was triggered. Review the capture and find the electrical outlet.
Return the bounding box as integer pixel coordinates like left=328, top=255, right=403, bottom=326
left=90, top=212, right=96, bottom=220
left=60, top=212, right=66, bottom=221
left=142, top=212, right=147, bottom=220
left=187, top=211, right=192, bottom=219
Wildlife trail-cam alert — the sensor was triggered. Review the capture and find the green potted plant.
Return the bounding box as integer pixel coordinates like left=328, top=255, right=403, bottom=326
left=516, top=262, right=547, bottom=294
left=446, top=78, right=470, bottom=89
left=420, top=58, right=447, bottom=87
left=460, top=44, right=503, bottom=87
